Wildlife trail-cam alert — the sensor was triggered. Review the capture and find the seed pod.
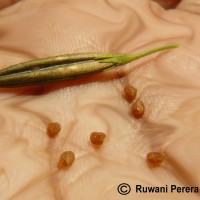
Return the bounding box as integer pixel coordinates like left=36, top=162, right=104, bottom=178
left=47, top=122, right=61, bottom=138
left=0, top=44, right=178, bottom=87
left=146, top=152, right=164, bottom=166
left=90, top=132, right=106, bottom=146
left=124, top=85, right=137, bottom=102
left=131, top=100, right=144, bottom=118
left=58, top=151, right=75, bottom=169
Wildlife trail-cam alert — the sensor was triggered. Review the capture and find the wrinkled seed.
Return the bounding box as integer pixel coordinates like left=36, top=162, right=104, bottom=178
left=131, top=100, right=144, bottom=118
left=124, top=85, right=137, bottom=102
left=58, top=151, right=75, bottom=169
left=90, top=132, right=106, bottom=146
left=47, top=122, right=61, bottom=138
left=146, top=152, right=164, bottom=166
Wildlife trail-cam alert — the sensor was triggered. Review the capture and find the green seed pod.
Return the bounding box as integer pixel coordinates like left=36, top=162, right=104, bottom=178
left=0, top=44, right=178, bottom=87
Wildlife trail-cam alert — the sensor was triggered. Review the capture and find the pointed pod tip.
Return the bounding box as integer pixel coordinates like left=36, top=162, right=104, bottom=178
left=165, top=44, right=179, bottom=49
left=97, top=44, right=179, bottom=65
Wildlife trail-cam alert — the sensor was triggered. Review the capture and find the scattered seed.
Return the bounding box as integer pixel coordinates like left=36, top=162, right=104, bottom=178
left=131, top=100, right=144, bottom=118
left=47, top=122, right=61, bottom=138
left=124, top=85, right=137, bottom=102
left=58, top=151, right=75, bottom=169
left=90, top=132, right=106, bottom=146
left=146, top=152, right=164, bottom=166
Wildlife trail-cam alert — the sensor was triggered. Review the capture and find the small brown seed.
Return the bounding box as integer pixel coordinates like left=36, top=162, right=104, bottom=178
left=124, top=85, right=137, bottom=102
left=58, top=151, right=75, bottom=169
left=146, top=152, right=164, bottom=166
left=131, top=100, right=144, bottom=118
left=90, top=132, right=106, bottom=146
left=47, top=122, right=61, bottom=138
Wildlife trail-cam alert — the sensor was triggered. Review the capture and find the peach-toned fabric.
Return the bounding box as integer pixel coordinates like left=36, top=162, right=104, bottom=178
left=0, top=0, right=200, bottom=199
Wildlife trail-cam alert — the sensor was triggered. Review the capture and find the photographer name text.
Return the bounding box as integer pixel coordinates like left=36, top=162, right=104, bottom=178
left=136, top=185, right=199, bottom=193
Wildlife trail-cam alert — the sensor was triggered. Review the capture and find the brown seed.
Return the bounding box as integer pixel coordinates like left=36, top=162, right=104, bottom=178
left=47, top=122, right=61, bottom=138
left=90, top=132, right=106, bottom=146
left=146, top=152, right=164, bottom=166
left=58, top=151, right=75, bottom=169
left=124, top=85, right=137, bottom=102
left=131, top=100, right=144, bottom=118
